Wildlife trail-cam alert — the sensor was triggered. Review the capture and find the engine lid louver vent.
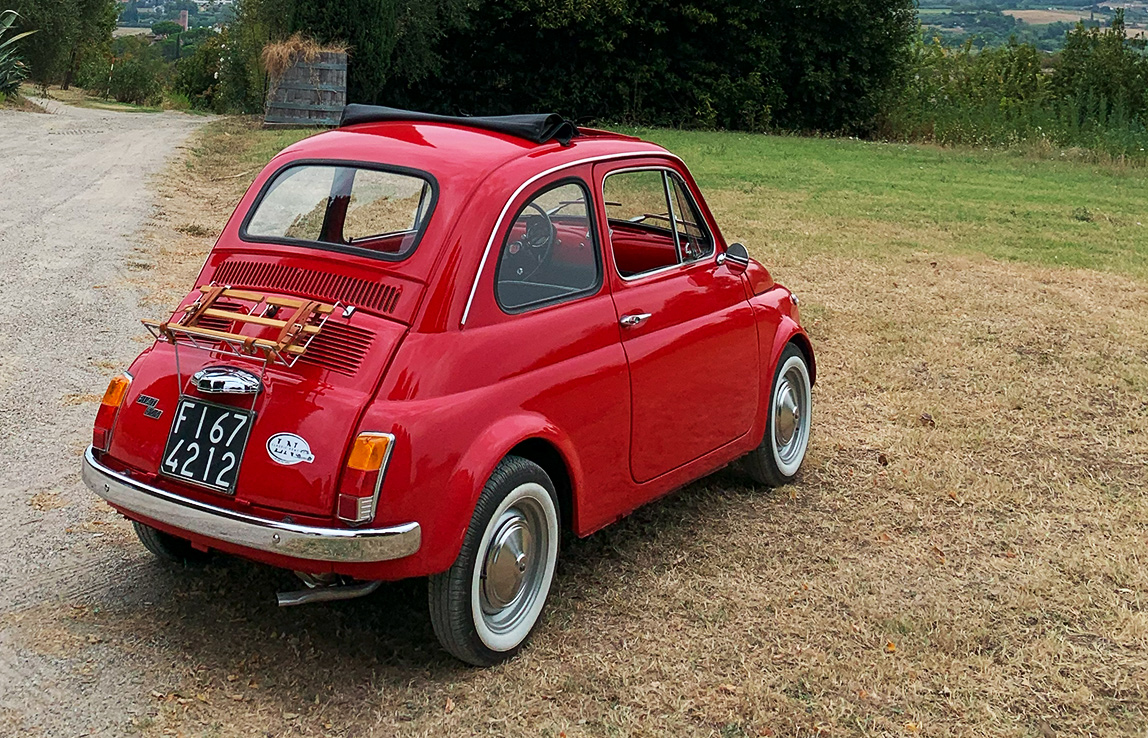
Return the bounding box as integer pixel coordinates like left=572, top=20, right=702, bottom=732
left=296, top=322, right=373, bottom=375
left=195, top=300, right=244, bottom=333
left=212, top=260, right=403, bottom=316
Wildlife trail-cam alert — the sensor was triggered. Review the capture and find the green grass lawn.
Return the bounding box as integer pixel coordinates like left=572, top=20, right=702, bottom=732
left=630, top=128, right=1148, bottom=281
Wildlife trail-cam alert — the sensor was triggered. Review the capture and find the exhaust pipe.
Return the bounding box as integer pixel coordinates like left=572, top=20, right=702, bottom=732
left=277, top=578, right=382, bottom=607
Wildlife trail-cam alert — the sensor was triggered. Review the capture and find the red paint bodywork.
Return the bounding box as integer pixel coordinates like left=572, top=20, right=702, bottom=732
left=96, top=121, right=814, bottom=580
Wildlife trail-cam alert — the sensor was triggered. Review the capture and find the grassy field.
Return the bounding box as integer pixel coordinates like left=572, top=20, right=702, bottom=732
left=1002, top=9, right=1091, bottom=25
left=21, top=118, right=1148, bottom=737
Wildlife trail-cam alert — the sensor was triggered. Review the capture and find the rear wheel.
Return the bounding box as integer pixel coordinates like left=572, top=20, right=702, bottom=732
left=133, top=522, right=212, bottom=565
left=744, top=344, right=812, bottom=487
left=428, top=455, right=560, bottom=666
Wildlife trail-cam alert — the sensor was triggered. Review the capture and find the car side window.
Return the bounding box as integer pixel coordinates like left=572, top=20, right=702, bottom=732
left=495, top=180, right=601, bottom=312
left=667, top=174, right=714, bottom=262
left=603, top=168, right=710, bottom=278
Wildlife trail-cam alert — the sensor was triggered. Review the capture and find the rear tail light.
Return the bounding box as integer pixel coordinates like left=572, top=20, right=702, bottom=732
left=337, top=432, right=395, bottom=525
left=93, top=372, right=133, bottom=451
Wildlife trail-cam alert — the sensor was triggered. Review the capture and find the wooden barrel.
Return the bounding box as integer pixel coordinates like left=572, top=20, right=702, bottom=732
left=264, top=51, right=347, bottom=127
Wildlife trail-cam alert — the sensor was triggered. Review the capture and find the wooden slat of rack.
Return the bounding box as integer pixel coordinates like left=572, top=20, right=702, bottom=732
left=143, top=320, right=306, bottom=354
left=201, top=308, right=320, bottom=334
left=200, top=285, right=336, bottom=314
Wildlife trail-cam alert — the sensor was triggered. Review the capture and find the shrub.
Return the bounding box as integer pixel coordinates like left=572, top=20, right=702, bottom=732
left=1053, top=11, right=1148, bottom=133
left=174, top=30, right=226, bottom=110
left=882, top=18, right=1148, bottom=159
left=106, top=35, right=166, bottom=104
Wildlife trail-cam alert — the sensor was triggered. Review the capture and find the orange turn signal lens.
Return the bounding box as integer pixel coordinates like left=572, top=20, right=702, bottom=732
left=101, top=374, right=132, bottom=408
left=346, top=433, right=394, bottom=472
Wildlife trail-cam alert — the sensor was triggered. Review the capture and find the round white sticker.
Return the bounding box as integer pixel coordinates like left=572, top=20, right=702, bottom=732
left=266, top=433, right=315, bottom=465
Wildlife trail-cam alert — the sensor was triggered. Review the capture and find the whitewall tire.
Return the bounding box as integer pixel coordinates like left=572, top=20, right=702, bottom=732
left=429, top=456, right=559, bottom=666
left=744, top=344, right=812, bottom=487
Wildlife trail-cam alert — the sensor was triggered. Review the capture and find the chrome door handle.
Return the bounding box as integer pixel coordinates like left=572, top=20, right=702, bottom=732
left=619, top=313, right=652, bottom=327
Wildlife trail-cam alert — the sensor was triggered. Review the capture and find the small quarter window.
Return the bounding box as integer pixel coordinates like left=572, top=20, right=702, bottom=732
left=667, top=174, right=714, bottom=262
left=496, top=181, right=601, bottom=312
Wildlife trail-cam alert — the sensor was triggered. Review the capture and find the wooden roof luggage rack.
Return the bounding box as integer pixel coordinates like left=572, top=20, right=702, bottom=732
left=143, top=284, right=341, bottom=368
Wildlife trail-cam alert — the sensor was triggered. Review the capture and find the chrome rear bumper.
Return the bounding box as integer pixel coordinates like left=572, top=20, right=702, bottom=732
left=82, top=446, right=420, bottom=563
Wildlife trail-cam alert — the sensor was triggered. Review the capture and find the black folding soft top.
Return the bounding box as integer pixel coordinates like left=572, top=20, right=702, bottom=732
left=338, top=105, right=579, bottom=146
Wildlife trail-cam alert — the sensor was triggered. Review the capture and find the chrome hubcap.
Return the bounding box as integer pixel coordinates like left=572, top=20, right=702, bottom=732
left=482, top=514, right=532, bottom=612
left=773, top=365, right=808, bottom=467
left=775, top=384, right=798, bottom=446
left=479, top=498, right=548, bottom=633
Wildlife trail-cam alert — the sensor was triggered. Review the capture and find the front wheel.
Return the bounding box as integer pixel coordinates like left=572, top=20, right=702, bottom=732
left=744, top=344, right=813, bottom=487
left=428, top=456, right=560, bottom=666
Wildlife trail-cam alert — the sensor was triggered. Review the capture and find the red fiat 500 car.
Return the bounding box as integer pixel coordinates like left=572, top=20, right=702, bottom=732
left=83, top=106, right=814, bottom=665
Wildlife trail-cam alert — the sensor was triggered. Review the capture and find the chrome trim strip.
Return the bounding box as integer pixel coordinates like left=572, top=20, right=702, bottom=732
left=82, top=446, right=420, bottom=563
left=459, top=150, right=685, bottom=328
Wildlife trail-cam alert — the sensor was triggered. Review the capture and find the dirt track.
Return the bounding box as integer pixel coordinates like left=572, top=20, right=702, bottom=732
left=0, top=100, right=210, bottom=735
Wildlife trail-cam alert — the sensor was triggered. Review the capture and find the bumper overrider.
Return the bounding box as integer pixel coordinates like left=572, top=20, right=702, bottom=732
left=82, top=446, right=420, bottom=563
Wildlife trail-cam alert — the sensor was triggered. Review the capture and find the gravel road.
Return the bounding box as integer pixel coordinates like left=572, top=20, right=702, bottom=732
left=0, top=100, right=211, bottom=735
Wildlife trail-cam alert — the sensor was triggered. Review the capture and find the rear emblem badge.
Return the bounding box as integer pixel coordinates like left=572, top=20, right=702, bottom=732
left=267, top=433, right=315, bottom=465
left=136, top=394, right=162, bottom=419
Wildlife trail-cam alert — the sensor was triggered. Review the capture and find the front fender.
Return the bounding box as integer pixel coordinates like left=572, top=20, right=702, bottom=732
left=771, top=316, right=816, bottom=387
left=749, top=288, right=816, bottom=448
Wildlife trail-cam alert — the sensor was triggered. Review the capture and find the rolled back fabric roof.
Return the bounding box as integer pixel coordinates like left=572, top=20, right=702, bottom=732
left=338, top=105, right=579, bottom=146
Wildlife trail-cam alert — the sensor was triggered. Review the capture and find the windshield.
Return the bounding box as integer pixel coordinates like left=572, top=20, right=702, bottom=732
left=243, top=163, right=436, bottom=260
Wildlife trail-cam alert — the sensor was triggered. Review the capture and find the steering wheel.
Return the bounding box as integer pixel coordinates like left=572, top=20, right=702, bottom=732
left=502, top=202, right=556, bottom=281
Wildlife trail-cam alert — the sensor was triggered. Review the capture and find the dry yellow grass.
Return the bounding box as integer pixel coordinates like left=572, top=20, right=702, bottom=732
left=262, top=33, right=347, bottom=80
left=11, top=119, right=1146, bottom=737
left=1002, top=9, right=1092, bottom=25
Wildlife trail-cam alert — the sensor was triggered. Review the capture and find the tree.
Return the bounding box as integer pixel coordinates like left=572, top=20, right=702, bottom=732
left=11, top=0, right=116, bottom=88
left=227, top=0, right=468, bottom=109
left=379, top=0, right=916, bottom=133
left=1052, top=10, right=1148, bottom=128
left=64, top=0, right=117, bottom=89
left=152, top=21, right=184, bottom=37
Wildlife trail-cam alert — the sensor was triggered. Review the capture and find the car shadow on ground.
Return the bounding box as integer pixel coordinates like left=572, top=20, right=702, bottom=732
left=67, top=465, right=775, bottom=707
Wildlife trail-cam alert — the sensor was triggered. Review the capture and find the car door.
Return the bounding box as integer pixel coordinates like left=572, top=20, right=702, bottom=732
left=594, top=161, right=760, bottom=483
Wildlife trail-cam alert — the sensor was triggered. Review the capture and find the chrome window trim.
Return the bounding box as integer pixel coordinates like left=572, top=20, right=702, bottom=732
left=667, top=171, right=717, bottom=262
left=460, top=150, right=684, bottom=328
left=660, top=169, right=683, bottom=259
left=601, top=165, right=719, bottom=283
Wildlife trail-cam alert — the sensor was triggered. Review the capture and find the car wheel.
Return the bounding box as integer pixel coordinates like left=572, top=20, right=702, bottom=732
left=133, top=521, right=213, bottom=565
left=428, top=455, right=560, bottom=666
left=744, top=343, right=812, bottom=487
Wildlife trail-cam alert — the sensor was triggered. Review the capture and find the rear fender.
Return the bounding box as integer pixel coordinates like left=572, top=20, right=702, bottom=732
left=423, top=413, right=583, bottom=574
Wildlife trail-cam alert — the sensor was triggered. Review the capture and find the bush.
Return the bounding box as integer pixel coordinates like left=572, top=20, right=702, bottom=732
left=882, top=37, right=1051, bottom=146
left=174, top=31, right=226, bottom=110
left=104, top=35, right=166, bottom=104
left=1053, top=11, right=1148, bottom=133
left=883, top=16, right=1148, bottom=159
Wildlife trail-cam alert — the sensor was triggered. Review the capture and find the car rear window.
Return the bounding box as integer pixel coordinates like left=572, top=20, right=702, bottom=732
left=242, top=163, right=436, bottom=260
